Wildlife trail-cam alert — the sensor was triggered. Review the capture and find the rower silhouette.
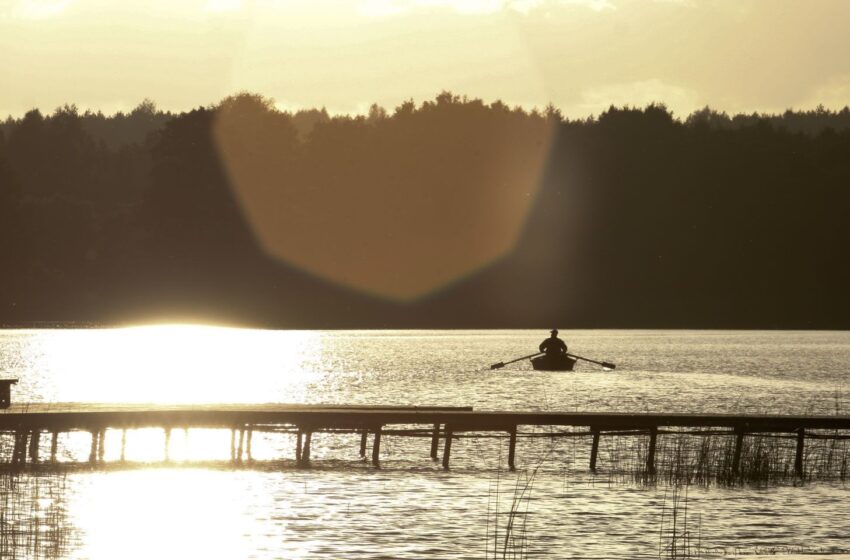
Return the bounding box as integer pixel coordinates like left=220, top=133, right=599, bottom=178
left=539, top=329, right=567, bottom=357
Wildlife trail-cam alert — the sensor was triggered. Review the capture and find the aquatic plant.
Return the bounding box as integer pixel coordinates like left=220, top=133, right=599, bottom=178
left=584, top=428, right=850, bottom=486
left=657, top=485, right=701, bottom=559
left=0, top=472, right=73, bottom=559
left=486, top=427, right=556, bottom=560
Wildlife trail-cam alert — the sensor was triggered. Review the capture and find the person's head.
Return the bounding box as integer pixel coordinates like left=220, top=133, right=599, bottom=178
left=550, top=329, right=558, bottom=337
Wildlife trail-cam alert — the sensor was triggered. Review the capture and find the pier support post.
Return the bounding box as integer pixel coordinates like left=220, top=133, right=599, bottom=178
left=20, top=431, right=29, bottom=464
left=120, top=429, right=127, bottom=462
left=795, top=428, right=805, bottom=478
left=98, top=429, right=106, bottom=462
left=164, top=428, right=171, bottom=462
left=589, top=428, right=600, bottom=472
left=372, top=426, right=382, bottom=466
left=508, top=426, right=517, bottom=471
left=237, top=428, right=245, bottom=463
left=13, top=431, right=28, bottom=464
left=732, top=428, right=745, bottom=475
left=360, top=430, right=368, bottom=458
left=442, top=426, right=453, bottom=470
left=88, top=431, right=98, bottom=463
left=430, top=424, right=440, bottom=460
left=230, top=429, right=236, bottom=462
left=647, top=427, right=658, bottom=476
left=302, top=431, right=312, bottom=464
left=295, top=430, right=303, bottom=462
left=50, top=431, right=58, bottom=463
left=246, top=427, right=253, bottom=462
left=28, top=430, right=40, bottom=463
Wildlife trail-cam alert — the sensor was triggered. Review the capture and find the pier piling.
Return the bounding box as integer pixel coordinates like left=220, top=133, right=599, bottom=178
left=246, top=427, right=253, bottom=461
left=732, top=428, right=744, bottom=475
left=301, top=431, right=312, bottom=464
left=164, top=428, right=171, bottom=462
left=88, top=431, right=98, bottom=463
left=50, top=430, right=58, bottom=463
left=795, top=428, right=805, bottom=478
left=236, top=428, right=245, bottom=463
left=120, top=429, right=127, bottom=462
left=98, top=429, right=106, bottom=462
left=295, top=430, right=303, bottom=462
left=13, top=431, right=28, bottom=464
left=28, top=430, right=40, bottom=463
left=590, top=428, right=600, bottom=472
left=430, top=424, right=440, bottom=460
left=508, top=426, right=517, bottom=470
left=442, top=426, right=453, bottom=469
left=360, top=430, right=368, bottom=458
left=647, top=427, right=658, bottom=475
left=372, top=427, right=382, bottom=465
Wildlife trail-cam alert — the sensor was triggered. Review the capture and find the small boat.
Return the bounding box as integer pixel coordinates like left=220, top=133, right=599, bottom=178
left=531, top=354, right=577, bottom=372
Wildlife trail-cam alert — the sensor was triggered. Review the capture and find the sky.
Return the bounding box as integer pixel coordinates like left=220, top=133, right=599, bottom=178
left=2, top=0, right=850, bottom=118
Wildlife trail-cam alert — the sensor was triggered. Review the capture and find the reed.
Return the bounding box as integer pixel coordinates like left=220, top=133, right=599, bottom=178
left=486, top=427, right=555, bottom=559
left=0, top=471, right=72, bottom=559
left=584, top=428, right=850, bottom=486
left=657, top=485, right=701, bottom=559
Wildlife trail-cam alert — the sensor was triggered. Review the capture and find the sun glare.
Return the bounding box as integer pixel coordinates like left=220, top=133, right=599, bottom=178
left=29, top=325, right=324, bottom=404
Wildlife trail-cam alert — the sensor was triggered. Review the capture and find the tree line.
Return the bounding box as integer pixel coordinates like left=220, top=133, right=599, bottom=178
left=0, top=94, right=848, bottom=328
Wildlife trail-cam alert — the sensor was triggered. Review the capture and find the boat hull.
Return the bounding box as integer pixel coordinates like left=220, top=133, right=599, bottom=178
left=531, top=354, right=577, bottom=372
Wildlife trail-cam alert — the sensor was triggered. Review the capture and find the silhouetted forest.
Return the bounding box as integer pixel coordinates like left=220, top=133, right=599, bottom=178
left=1, top=94, right=848, bottom=328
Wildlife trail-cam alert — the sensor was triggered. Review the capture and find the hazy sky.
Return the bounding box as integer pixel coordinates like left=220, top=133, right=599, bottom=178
left=2, top=0, right=850, bottom=118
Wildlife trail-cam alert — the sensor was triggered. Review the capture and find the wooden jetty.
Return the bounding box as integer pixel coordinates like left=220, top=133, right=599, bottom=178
left=3, top=403, right=850, bottom=476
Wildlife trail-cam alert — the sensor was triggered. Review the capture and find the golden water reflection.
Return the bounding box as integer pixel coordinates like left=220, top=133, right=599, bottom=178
left=70, top=470, right=276, bottom=560
left=17, top=325, right=329, bottom=465
left=26, top=325, right=324, bottom=404
left=4, top=331, right=850, bottom=558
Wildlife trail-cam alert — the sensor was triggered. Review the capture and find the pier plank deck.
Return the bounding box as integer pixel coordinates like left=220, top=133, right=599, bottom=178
left=3, top=403, right=850, bottom=431
left=4, top=403, right=850, bottom=473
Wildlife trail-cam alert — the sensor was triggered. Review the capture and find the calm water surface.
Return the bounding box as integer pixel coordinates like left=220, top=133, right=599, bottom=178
left=1, top=328, right=849, bottom=559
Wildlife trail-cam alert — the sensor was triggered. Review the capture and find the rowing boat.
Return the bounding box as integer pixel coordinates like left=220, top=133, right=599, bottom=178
left=530, top=354, right=577, bottom=371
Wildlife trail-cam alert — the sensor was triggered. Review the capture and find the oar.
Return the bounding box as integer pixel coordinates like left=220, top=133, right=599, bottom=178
left=490, top=352, right=544, bottom=370
left=567, top=353, right=616, bottom=370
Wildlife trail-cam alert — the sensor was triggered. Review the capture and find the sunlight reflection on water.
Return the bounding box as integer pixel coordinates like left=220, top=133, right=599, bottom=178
left=70, top=470, right=261, bottom=560
left=1, top=328, right=850, bottom=559
left=19, top=326, right=324, bottom=403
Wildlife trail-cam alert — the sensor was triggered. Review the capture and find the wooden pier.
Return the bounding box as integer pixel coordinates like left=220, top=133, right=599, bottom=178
left=3, top=403, right=850, bottom=477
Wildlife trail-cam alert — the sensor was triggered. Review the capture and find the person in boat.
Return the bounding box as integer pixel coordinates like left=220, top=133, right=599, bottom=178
left=539, top=329, right=568, bottom=357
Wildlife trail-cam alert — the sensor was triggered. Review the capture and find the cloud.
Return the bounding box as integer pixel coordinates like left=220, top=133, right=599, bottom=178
left=565, top=79, right=701, bottom=118
left=205, top=0, right=242, bottom=14
left=4, top=0, right=72, bottom=19
left=359, top=0, right=405, bottom=17
left=563, top=0, right=614, bottom=11
left=803, top=75, right=850, bottom=110
left=359, top=0, right=612, bottom=18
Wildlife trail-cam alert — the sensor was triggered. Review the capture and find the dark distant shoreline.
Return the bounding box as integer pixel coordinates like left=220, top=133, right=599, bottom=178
left=1, top=321, right=847, bottom=331
left=2, top=94, right=848, bottom=330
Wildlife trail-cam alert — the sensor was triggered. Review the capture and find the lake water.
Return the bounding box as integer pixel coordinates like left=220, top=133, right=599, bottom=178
left=1, top=328, right=849, bottom=559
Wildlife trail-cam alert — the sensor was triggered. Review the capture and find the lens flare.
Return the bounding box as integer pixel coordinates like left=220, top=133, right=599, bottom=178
left=213, top=94, right=556, bottom=301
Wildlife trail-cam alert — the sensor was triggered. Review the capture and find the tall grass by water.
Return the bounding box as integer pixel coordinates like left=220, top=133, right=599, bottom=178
left=0, top=472, right=72, bottom=559
left=583, top=428, right=850, bottom=485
